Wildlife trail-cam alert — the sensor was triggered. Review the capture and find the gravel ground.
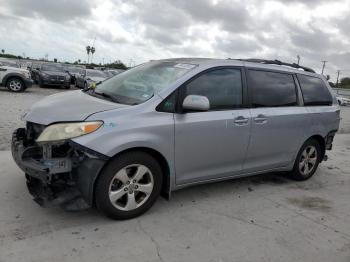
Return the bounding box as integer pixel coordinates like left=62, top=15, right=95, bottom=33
left=0, top=85, right=77, bottom=150
left=0, top=85, right=349, bottom=150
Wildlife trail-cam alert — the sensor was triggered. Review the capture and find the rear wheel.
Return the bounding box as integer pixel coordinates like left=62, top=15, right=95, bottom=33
left=290, top=139, right=321, bottom=181
left=95, top=152, right=163, bottom=220
left=6, top=77, right=24, bottom=92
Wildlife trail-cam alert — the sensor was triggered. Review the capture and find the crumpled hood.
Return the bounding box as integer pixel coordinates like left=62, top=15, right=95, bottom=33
left=24, top=90, right=128, bottom=125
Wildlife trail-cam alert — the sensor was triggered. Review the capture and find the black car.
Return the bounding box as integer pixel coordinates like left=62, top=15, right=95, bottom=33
left=65, top=66, right=84, bottom=85
left=29, top=62, right=42, bottom=84
left=36, top=63, right=71, bottom=89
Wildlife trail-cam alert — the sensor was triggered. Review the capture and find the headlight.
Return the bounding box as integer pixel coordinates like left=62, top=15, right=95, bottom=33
left=36, top=121, right=103, bottom=142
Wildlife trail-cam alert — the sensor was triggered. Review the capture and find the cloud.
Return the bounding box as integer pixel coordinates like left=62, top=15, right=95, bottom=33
left=0, top=0, right=350, bottom=80
left=2, top=0, right=95, bottom=22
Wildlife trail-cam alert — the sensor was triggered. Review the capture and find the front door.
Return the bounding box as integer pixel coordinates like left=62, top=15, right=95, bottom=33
left=174, top=67, right=251, bottom=185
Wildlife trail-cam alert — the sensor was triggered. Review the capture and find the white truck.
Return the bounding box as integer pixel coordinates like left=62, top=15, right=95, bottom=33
left=0, top=62, right=33, bottom=92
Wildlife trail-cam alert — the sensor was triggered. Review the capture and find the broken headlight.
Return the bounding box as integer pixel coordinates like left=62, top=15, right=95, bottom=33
left=36, top=121, right=103, bottom=142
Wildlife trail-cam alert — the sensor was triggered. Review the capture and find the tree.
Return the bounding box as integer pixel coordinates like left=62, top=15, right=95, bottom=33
left=340, top=77, right=350, bottom=89
left=90, top=47, right=95, bottom=63
left=1, top=49, right=4, bottom=54
left=86, top=46, right=91, bottom=63
left=53, top=58, right=58, bottom=63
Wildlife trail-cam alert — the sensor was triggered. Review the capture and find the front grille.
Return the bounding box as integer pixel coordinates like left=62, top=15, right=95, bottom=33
left=26, top=122, right=46, bottom=144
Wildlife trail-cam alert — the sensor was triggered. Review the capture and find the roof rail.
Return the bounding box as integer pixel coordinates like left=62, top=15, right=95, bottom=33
left=235, top=59, right=316, bottom=73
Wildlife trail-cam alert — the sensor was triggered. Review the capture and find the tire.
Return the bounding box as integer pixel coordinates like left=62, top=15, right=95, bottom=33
left=6, top=77, right=25, bottom=92
left=290, top=139, right=321, bottom=181
left=38, top=78, right=45, bottom=88
left=95, top=152, right=163, bottom=220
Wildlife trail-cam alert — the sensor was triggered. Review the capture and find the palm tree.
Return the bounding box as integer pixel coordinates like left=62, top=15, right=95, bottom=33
left=90, top=47, right=95, bottom=64
left=86, top=46, right=91, bottom=64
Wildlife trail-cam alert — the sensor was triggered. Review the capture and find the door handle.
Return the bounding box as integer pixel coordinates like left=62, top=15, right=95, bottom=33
left=234, top=116, right=249, bottom=125
left=254, top=114, right=267, bottom=124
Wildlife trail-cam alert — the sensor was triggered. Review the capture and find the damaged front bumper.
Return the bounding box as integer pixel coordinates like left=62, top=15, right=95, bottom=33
left=11, top=127, right=108, bottom=211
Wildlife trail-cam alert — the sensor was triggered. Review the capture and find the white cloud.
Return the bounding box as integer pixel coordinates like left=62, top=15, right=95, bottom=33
left=1, top=0, right=350, bottom=80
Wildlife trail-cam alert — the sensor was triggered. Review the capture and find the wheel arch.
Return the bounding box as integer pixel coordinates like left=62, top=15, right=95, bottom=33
left=93, top=146, right=172, bottom=206
left=305, top=134, right=326, bottom=161
left=3, top=73, right=25, bottom=86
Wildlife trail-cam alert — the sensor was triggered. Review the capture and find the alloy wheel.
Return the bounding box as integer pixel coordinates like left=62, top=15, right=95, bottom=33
left=299, top=145, right=318, bottom=176
left=9, top=79, right=22, bottom=91
left=108, top=164, right=154, bottom=211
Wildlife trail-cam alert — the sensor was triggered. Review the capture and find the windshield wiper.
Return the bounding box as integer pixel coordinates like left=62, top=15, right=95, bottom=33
left=93, top=91, right=119, bottom=102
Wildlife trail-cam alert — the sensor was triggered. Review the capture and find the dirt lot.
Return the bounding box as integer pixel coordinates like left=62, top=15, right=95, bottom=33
left=0, top=85, right=350, bottom=262
left=0, top=85, right=77, bottom=150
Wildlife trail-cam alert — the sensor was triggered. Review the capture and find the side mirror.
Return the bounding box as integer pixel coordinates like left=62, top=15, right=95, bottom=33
left=182, top=95, right=210, bottom=112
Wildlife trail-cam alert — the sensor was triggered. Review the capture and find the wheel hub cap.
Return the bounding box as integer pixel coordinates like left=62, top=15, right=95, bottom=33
left=299, top=145, right=317, bottom=176
left=108, top=164, right=154, bottom=211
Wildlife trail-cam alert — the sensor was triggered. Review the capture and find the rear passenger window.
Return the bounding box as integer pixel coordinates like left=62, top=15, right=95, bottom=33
left=185, top=68, right=243, bottom=110
left=248, top=70, right=298, bottom=107
left=297, top=75, right=332, bottom=106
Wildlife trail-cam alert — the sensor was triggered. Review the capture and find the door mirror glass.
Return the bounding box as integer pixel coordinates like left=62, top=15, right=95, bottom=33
left=182, top=95, right=210, bottom=111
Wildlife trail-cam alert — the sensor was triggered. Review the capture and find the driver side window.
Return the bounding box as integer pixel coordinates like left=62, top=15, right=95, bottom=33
left=185, top=68, right=243, bottom=110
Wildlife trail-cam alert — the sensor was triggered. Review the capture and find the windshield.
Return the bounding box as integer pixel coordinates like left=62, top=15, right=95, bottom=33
left=94, top=61, right=196, bottom=105
left=86, top=70, right=107, bottom=78
left=68, top=67, right=83, bottom=74
left=42, top=64, right=64, bottom=72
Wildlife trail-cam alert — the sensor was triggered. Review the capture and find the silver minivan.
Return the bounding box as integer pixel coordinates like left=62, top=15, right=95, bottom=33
left=12, top=58, right=340, bottom=219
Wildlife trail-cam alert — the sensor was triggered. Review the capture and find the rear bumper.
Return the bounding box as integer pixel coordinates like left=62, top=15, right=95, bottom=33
left=11, top=128, right=108, bottom=210
left=325, top=130, right=337, bottom=150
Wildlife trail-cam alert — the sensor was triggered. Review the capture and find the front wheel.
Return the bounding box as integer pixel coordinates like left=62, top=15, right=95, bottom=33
left=7, top=77, right=24, bottom=92
left=95, top=152, right=163, bottom=220
left=290, top=139, right=321, bottom=181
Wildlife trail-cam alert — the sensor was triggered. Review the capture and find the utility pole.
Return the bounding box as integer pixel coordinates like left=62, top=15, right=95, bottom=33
left=297, top=55, right=300, bottom=65
left=321, top=60, right=327, bottom=75
left=336, top=70, right=340, bottom=88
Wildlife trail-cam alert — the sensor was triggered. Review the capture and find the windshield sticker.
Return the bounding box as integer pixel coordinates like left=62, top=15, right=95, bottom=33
left=174, top=63, right=196, bottom=70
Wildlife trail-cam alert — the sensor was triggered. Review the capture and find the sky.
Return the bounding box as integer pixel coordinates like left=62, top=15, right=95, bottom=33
left=0, top=0, right=350, bottom=81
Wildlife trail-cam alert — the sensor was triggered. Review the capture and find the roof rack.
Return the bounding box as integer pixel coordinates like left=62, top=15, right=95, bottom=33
left=235, top=59, right=316, bottom=73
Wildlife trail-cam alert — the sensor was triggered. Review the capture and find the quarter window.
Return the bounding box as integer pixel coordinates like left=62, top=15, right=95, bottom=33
left=185, top=68, right=243, bottom=110
left=297, top=75, right=332, bottom=106
left=248, top=70, right=298, bottom=107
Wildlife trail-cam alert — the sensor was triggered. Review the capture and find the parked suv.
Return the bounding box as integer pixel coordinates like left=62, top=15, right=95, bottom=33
left=11, top=58, right=340, bottom=219
left=0, top=61, right=33, bottom=92
left=36, top=63, right=71, bottom=89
